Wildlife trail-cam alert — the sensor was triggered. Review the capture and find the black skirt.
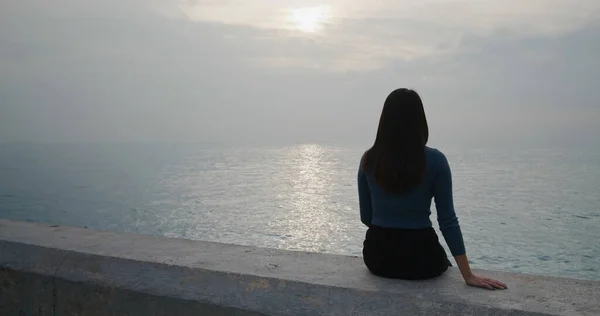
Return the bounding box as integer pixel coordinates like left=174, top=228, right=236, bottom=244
left=362, top=225, right=452, bottom=280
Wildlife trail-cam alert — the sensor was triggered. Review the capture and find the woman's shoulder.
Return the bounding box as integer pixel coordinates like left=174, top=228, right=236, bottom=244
left=359, top=150, right=368, bottom=164
left=359, top=149, right=370, bottom=171
left=425, top=146, right=450, bottom=165
left=425, top=146, right=444, bottom=156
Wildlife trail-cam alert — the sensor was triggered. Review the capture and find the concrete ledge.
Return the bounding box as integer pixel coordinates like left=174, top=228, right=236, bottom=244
left=1, top=219, right=598, bottom=316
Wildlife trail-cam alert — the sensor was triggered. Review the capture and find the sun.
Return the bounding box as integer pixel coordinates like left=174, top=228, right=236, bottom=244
left=289, top=6, right=332, bottom=33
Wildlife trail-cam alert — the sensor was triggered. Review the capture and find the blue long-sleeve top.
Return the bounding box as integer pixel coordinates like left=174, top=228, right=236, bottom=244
left=357, top=147, right=466, bottom=256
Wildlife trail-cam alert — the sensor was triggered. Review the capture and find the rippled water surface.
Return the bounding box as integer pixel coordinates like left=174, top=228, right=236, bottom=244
left=1, top=143, right=599, bottom=280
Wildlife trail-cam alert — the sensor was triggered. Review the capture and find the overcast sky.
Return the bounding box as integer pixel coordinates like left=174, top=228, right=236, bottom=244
left=1, top=0, right=599, bottom=146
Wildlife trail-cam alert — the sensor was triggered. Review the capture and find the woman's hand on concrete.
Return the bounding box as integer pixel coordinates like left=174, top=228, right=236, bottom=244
left=464, top=274, right=507, bottom=290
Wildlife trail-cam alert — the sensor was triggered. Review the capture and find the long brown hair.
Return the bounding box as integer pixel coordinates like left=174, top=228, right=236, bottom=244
left=362, top=88, right=429, bottom=194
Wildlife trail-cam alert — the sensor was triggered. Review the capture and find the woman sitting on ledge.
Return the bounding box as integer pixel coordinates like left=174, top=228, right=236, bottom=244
left=358, top=88, right=507, bottom=290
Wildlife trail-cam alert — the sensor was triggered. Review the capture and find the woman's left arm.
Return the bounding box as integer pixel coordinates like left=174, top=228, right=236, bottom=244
left=358, top=167, right=373, bottom=227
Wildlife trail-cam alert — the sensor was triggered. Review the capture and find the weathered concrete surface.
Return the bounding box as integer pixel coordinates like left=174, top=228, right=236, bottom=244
left=1, top=219, right=598, bottom=316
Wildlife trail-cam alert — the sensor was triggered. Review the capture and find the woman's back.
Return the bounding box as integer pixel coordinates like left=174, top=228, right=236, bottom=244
left=361, top=147, right=446, bottom=225
left=358, top=146, right=465, bottom=256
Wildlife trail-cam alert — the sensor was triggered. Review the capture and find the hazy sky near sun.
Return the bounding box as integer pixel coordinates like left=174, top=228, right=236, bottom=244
left=1, top=0, right=599, bottom=146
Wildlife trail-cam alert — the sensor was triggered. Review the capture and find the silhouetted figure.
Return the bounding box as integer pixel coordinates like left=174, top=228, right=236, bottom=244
left=358, top=88, right=507, bottom=290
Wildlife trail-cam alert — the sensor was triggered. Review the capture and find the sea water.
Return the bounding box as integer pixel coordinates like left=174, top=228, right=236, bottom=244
left=1, top=142, right=598, bottom=280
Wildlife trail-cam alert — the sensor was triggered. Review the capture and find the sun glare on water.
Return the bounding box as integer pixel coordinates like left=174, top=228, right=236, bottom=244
left=289, top=5, right=332, bottom=33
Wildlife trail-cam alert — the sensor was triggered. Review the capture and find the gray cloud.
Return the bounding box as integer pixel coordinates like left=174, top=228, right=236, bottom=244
left=0, top=0, right=598, bottom=146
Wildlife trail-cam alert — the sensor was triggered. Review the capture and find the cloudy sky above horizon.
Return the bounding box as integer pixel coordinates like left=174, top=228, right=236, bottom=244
left=1, top=0, right=599, bottom=146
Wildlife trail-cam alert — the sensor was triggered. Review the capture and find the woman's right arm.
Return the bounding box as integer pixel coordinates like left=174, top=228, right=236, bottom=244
left=455, top=254, right=507, bottom=290
left=433, top=151, right=507, bottom=290
left=358, top=154, right=373, bottom=227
